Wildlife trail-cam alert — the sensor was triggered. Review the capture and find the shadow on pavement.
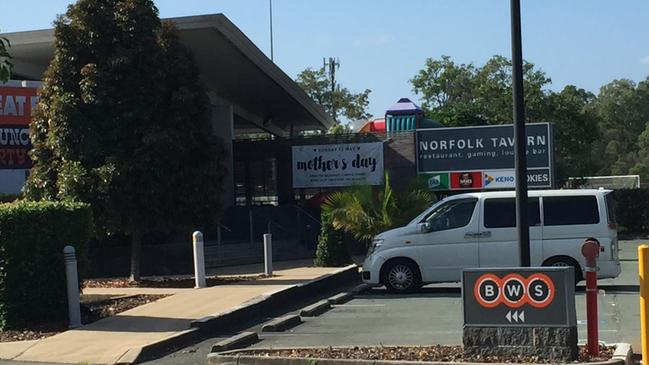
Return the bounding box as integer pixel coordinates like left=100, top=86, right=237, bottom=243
left=360, top=287, right=461, bottom=299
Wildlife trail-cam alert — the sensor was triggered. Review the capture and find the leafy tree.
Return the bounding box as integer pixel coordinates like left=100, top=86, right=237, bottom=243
left=25, top=0, right=227, bottom=281
left=592, top=78, right=649, bottom=175
left=0, top=35, right=11, bottom=83
left=410, top=55, right=551, bottom=126
left=322, top=174, right=435, bottom=242
left=296, top=58, right=371, bottom=123
left=544, top=86, right=599, bottom=183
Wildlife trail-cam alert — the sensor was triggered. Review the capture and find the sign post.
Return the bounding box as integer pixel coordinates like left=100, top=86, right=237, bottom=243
left=510, top=0, right=531, bottom=267
left=463, top=267, right=577, bottom=361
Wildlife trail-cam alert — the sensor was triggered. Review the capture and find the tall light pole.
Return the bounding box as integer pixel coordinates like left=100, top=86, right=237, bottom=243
left=510, top=0, right=530, bottom=267
left=269, top=0, right=274, bottom=62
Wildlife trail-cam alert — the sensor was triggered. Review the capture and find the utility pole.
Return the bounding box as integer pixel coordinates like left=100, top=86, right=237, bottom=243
left=510, top=0, right=530, bottom=267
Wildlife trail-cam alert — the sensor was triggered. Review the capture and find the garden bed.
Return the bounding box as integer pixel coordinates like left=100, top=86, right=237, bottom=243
left=226, top=345, right=616, bottom=364
left=83, top=274, right=266, bottom=288
left=0, top=294, right=168, bottom=343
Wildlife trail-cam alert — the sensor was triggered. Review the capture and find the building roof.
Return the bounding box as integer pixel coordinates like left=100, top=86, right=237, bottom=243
left=385, top=97, right=424, bottom=116
left=1, top=13, right=334, bottom=135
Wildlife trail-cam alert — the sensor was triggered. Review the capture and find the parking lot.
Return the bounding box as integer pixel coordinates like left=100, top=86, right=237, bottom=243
left=144, top=239, right=646, bottom=365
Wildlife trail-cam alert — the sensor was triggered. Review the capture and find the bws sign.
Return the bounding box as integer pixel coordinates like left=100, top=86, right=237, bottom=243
left=475, top=273, right=555, bottom=309
left=463, top=268, right=576, bottom=327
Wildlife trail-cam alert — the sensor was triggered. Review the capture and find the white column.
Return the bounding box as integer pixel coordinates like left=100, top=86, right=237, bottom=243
left=192, top=231, right=206, bottom=288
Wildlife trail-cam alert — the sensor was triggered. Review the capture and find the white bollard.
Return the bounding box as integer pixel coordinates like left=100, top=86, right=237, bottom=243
left=263, top=233, right=273, bottom=276
left=63, top=245, right=82, bottom=328
left=192, top=231, right=206, bottom=288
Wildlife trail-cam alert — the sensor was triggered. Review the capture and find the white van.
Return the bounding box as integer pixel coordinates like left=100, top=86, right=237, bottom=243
left=361, top=189, right=621, bottom=293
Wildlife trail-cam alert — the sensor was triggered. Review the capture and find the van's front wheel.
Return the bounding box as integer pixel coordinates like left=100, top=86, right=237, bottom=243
left=381, top=259, right=422, bottom=293
left=543, top=256, right=583, bottom=285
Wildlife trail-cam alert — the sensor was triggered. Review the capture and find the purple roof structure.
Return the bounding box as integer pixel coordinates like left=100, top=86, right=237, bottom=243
left=385, top=98, right=424, bottom=116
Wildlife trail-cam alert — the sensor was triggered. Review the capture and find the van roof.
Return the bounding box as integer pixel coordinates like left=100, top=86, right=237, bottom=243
left=445, top=189, right=612, bottom=200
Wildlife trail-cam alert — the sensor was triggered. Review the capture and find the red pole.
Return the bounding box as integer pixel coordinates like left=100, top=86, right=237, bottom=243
left=582, top=239, right=600, bottom=357
left=585, top=267, right=598, bottom=356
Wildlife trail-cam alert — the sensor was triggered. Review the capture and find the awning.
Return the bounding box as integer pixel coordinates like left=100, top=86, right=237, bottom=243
left=1, top=13, right=334, bottom=135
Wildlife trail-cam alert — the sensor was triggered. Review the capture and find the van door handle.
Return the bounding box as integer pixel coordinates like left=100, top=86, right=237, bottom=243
left=465, top=231, right=491, bottom=239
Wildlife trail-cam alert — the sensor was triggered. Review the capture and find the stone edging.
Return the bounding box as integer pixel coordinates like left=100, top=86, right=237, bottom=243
left=120, top=265, right=360, bottom=364
left=206, top=343, right=633, bottom=365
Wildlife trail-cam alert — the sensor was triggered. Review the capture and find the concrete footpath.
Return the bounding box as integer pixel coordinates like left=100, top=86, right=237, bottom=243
left=0, top=263, right=357, bottom=365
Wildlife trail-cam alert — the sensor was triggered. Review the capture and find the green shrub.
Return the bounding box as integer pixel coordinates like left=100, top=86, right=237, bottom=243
left=614, top=189, right=649, bottom=234
left=0, top=193, right=20, bottom=203
left=0, top=201, right=92, bottom=329
left=314, top=212, right=352, bottom=267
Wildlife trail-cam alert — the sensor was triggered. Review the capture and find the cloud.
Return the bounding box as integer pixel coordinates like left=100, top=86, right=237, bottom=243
left=641, top=55, right=649, bottom=65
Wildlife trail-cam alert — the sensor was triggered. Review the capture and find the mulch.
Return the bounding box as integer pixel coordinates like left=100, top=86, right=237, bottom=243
left=0, top=294, right=168, bottom=343
left=237, top=344, right=615, bottom=363
left=1, top=274, right=266, bottom=343
left=82, top=274, right=265, bottom=288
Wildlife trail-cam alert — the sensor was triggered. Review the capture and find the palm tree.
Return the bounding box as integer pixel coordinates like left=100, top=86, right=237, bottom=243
left=322, top=174, right=436, bottom=242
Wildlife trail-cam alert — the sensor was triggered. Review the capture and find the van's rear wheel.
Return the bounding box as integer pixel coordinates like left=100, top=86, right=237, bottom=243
left=543, top=256, right=583, bottom=285
left=381, top=259, right=422, bottom=293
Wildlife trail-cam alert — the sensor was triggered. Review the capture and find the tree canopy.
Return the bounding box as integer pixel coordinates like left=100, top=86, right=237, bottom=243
left=0, top=36, right=11, bottom=83
left=25, top=0, right=227, bottom=281
left=410, top=55, right=649, bottom=184
left=296, top=58, right=371, bottom=124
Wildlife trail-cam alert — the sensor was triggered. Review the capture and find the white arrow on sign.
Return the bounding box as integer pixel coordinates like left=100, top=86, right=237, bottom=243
left=505, top=310, right=525, bottom=323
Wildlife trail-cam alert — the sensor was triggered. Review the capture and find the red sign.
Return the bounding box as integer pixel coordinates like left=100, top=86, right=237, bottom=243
left=0, top=86, right=39, bottom=169
left=450, top=171, right=483, bottom=189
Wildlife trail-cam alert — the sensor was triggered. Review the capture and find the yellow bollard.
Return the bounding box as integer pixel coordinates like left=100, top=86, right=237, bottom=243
left=640, top=244, right=649, bottom=364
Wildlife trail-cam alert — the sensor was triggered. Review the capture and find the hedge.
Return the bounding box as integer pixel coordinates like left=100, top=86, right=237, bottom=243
left=0, top=201, right=92, bottom=329
left=614, top=189, right=649, bottom=234
left=0, top=193, right=20, bottom=203
left=314, top=212, right=352, bottom=267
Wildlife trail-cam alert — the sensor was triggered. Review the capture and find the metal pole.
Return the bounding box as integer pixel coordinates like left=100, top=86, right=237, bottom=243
left=582, top=238, right=600, bottom=356
left=263, top=233, right=273, bottom=276
left=510, top=0, right=530, bottom=266
left=63, top=246, right=81, bottom=328
left=249, top=210, right=254, bottom=245
left=192, top=231, right=206, bottom=288
left=217, top=224, right=222, bottom=265
left=269, top=0, right=274, bottom=62
left=639, top=244, right=649, bottom=365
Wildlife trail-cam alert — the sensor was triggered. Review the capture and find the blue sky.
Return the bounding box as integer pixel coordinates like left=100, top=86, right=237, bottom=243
left=2, top=0, right=649, bottom=118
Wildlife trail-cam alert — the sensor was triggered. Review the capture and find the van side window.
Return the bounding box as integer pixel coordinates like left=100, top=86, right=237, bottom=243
left=484, top=198, right=540, bottom=228
left=425, top=198, right=477, bottom=231
left=605, top=193, right=617, bottom=224
left=543, top=196, right=599, bottom=226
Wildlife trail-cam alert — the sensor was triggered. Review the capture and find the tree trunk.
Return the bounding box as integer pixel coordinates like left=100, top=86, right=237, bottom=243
left=129, top=231, right=142, bottom=282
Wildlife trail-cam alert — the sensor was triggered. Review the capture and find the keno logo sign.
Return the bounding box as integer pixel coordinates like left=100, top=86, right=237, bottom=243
left=474, top=273, right=555, bottom=309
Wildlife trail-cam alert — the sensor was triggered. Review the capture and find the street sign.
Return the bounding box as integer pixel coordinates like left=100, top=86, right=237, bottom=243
left=416, top=123, right=553, bottom=190
left=462, top=267, right=576, bottom=327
